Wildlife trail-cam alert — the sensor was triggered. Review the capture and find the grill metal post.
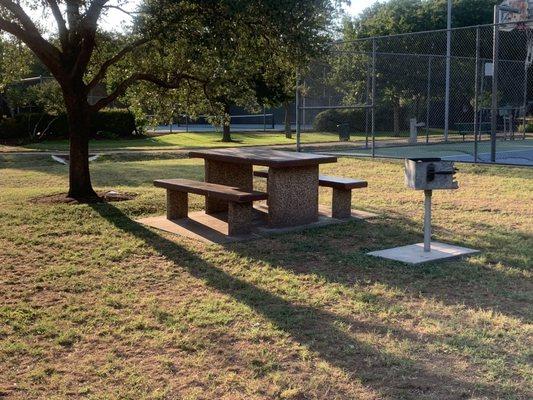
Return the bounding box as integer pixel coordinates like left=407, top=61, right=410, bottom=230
left=423, top=190, right=432, bottom=252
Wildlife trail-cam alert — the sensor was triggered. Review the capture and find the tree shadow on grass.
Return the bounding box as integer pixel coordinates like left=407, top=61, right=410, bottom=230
left=231, top=215, right=532, bottom=324
left=0, top=154, right=206, bottom=188
left=89, top=203, right=527, bottom=399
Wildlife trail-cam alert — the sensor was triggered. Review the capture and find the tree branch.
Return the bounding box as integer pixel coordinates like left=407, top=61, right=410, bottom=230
left=0, top=0, right=42, bottom=36
left=0, top=4, right=62, bottom=76
left=102, top=5, right=140, bottom=17
left=90, top=72, right=206, bottom=112
left=71, top=0, right=110, bottom=79
left=46, top=0, right=68, bottom=47
left=87, top=37, right=152, bottom=91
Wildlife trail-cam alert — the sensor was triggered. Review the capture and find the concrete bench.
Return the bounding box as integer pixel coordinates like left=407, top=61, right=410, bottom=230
left=154, top=179, right=268, bottom=235
left=253, top=170, right=367, bottom=219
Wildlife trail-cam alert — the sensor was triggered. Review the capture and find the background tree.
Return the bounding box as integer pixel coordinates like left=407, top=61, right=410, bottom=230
left=0, top=35, right=31, bottom=116
left=134, top=0, right=338, bottom=143
left=0, top=0, right=338, bottom=200
left=332, top=0, right=500, bottom=135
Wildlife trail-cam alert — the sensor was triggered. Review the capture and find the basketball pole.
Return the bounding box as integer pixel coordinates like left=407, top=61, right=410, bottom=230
left=491, top=5, right=500, bottom=163
left=444, top=0, right=452, bottom=142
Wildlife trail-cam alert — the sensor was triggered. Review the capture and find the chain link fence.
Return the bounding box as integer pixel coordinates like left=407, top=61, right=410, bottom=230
left=298, top=22, right=533, bottom=166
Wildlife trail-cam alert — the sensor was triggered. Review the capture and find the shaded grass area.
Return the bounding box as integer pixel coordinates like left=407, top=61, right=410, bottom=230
left=0, top=154, right=532, bottom=399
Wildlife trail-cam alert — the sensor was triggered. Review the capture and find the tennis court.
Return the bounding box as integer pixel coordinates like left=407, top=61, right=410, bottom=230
left=323, top=139, right=533, bottom=166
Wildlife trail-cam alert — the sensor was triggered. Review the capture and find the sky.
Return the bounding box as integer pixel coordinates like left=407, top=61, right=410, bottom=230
left=99, top=0, right=380, bottom=30
left=343, top=0, right=379, bottom=17
left=25, top=0, right=380, bottom=33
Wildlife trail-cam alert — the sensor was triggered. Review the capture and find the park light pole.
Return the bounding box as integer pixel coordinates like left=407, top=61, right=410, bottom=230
left=444, top=0, right=452, bottom=142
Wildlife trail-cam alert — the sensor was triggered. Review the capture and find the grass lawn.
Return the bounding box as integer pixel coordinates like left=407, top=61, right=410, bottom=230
left=3, top=129, right=448, bottom=153
left=11, top=131, right=338, bottom=152
left=0, top=153, right=532, bottom=399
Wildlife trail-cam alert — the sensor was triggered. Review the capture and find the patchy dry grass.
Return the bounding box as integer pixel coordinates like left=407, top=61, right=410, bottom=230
left=0, top=153, right=532, bottom=399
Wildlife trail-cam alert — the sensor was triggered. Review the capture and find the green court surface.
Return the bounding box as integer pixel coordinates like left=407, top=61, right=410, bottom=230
left=327, top=139, right=533, bottom=166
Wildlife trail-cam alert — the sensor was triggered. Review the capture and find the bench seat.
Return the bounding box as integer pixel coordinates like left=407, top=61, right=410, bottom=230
left=154, top=179, right=267, bottom=235
left=253, top=170, right=367, bottom=190
left=154, top=179, right=268, bottom=202
left=253, top=170, right=367, bottom=219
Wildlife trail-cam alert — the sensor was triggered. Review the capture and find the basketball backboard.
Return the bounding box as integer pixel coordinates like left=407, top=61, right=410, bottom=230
left=499, top=0, right=533, bottom=31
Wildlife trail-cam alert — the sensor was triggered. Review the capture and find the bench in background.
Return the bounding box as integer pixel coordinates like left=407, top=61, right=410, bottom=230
left=253, top=171, right=367, bottom=219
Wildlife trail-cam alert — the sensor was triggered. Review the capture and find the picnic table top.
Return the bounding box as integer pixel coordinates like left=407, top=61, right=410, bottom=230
left=189, top=148, right=337, bottom=167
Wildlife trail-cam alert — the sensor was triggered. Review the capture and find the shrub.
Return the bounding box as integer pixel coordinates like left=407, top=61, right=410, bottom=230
left=90, top=109, right=137, bottom=138
left=0, top=113, right=58, bottom=141
left=313, top=109, right=366, bottom=132
left=313, top=106, right=410, bottom=133
left=0, top=109, right=138, bottom=142
left=518, top=122, right=533, bottom=133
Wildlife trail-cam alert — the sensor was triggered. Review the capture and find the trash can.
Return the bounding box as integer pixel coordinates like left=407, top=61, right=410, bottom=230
left=337, top=123, right=350, bottom=141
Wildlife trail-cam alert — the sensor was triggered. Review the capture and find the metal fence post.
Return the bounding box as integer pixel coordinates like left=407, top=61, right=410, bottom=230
left=302, top=84, right=306, bottom=129
left=474, top=26, right=480, bottom=163
left=491, top=6, right=500, bottom=162
left=444, top=0, right=452, bottom=142
left=365, top=53, right=371, bottom=149
left=371, top=38, right=376, bottom=158
left=295, top=73, right=301, bottom=152
left=522, top=39, right=529, bottom=140
left=426, top=56, right=432, bottom=144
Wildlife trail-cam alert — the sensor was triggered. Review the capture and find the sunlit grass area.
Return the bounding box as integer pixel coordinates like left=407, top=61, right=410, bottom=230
left=2, top=129, right=450, bottom=153
left=0, top=154, right=531, bottom=399
left=7, top=131, right=339, bottom=152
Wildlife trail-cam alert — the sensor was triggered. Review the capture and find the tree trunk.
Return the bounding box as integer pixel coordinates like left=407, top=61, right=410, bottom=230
left=393, top=98, right=401, bottom=137
left=284, top=101, right=292, bottom=138
left=222, top=124, right=232, bottom=142
left=66, top=98, right=97, bottom=199
left=221, top=103, right=232, bottom=142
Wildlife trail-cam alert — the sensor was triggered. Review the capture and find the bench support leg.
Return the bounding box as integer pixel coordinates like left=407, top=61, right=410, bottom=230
left=227, top=202, right=253, bottom=236
left=205, top=160, right=253, bottom=214
left=167, top=190, right=188, bottom=220
left=332, top=188, right=352, bottom=219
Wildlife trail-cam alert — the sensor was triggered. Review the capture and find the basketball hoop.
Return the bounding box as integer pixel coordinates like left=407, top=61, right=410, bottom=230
left=499, top=0, right=533, bottom=31
left=499, top=0, right=533, bottom=68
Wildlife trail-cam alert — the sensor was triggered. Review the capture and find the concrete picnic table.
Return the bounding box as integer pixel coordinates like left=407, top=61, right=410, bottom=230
left=189, top=148, right=337, bottom=227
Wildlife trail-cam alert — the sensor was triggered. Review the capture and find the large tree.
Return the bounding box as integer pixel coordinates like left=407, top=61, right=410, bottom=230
left=0, top=0, right=336, bottom=200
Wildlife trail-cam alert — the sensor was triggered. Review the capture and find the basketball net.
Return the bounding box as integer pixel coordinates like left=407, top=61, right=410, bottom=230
left=525, top=28, right=533, bottom=68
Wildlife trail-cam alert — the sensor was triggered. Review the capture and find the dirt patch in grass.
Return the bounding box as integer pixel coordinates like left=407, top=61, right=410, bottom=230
left=30, top=190, right=137, bottom=205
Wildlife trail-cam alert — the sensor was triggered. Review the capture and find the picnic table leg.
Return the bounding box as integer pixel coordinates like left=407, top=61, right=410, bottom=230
left=227, top=201, right=253, bottom=236
left=204, top=160, right=253, bottom=214
left=267, top=165, right=319, bottom=228
left=167, top=190, right=188, bottom=220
